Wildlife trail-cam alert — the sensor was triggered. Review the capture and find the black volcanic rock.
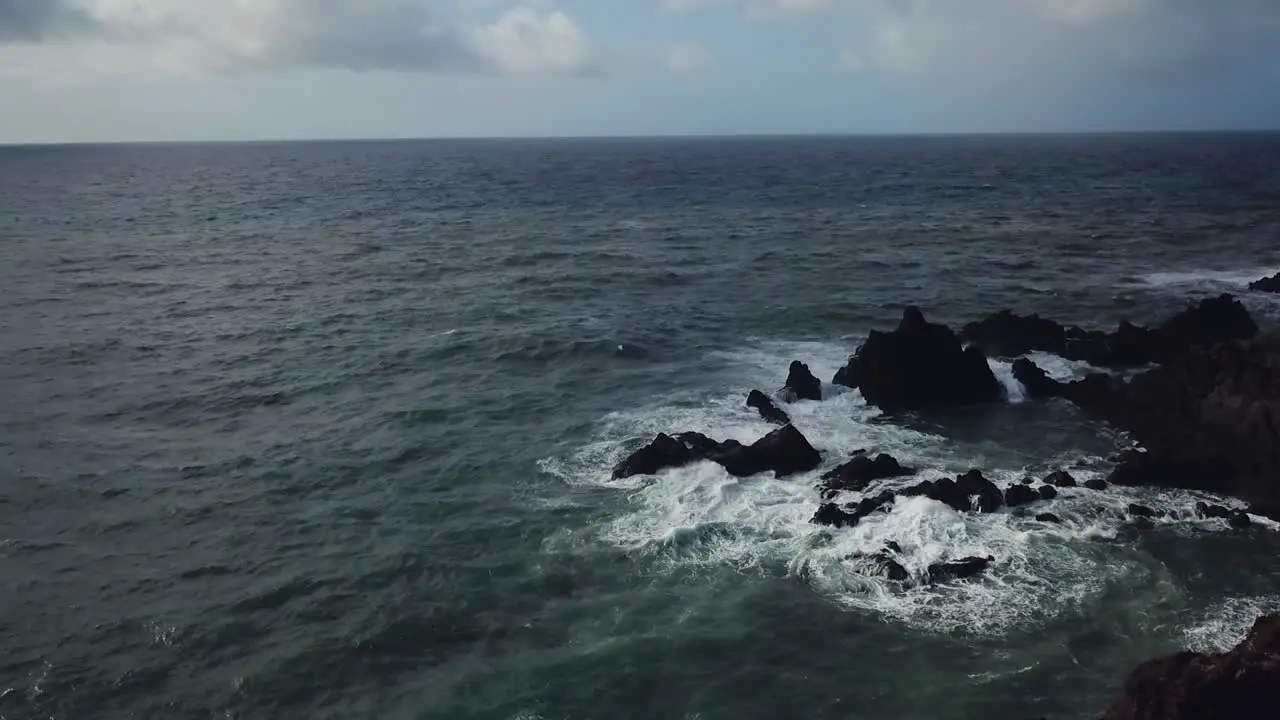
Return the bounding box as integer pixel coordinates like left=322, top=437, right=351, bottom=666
left=812, top=490, right=896, bottom=529
left=1249, top=272, right=1280, bottom=293
left=784, top=360, right=823, bottom=402
left=746, top=389, right=791, bottom=425
left=1084, top=477, right=1109, bottom=491
left=961, top=310, right=1068, bottom=358
left=1099, top=613, right=1280, bottom=720
left=1128, top=503, right=1157, bottom=518
left=852, top=307, right=1003, bottom=413
left=1036, top=512, right=1062, bottom=524
left=818, top=453, right=914, bottom=499
left=902, top=470, right=1003, bottom=514
left=614, top=426, right=820, bottom=480
left=1038, top=485, right=1059, bottom=501
left=1012, top=357, right=1067, bottom=399
left=1046, top=470, right=1077, bottom=488
left=832, top=356, right=862, bottom=389
left=927, top=556, right=993, bottom=584
left=1004, top=483, right=1040, bottom=508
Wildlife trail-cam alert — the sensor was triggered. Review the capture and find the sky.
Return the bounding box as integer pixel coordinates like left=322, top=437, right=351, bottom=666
left=1, top=0, right=1279, bottom=142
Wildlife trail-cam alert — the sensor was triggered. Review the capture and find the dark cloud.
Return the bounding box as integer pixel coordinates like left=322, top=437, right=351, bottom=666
left=0, top=0, right=98, bottom=42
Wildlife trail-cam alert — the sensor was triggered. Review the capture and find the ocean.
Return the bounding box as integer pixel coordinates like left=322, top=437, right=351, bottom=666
left=3, top=133, right=1280, bottom=719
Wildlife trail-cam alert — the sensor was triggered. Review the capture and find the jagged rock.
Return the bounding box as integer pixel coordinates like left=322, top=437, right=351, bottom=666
left=1036, top=512, right=1062, bottom=524
left=850, top=307, right=1003, bottom=413
left=812, top=491, right=896, bottom=529
left=612, top=433, right=704, bottom=479
left=1005, top=484, right=1040, bottom=508
left=1128, top=503, right=1157, bottom=518
left=785, top=360, right=823, bottom=402
left=818, top=453, right=914, bottom=499
left=870, top=547, right=910, bottom=583
left=961, top=310, right=1068, bottom=358
left=1084, top=477, right=1109, bottom=491
left=1045, top=470, right=1078, bottom=488
left=1012, top=357, right=1068, bottom=399
left=1230, top=511, right=1252, bottom=530
left=746, top=389, right=791, bottom=425
left=903, top=470, right=1003, bottom=513
left=1249, top=272, right=1280, bottom=293
left=614, top=426, right=820, bottom=480
left=1196, top=502, right=1232, bottom=520
left=1099, top=613, right=1280, bottom=720
left=964, top=294, right=1256, bottom=369
left=1038, top=485, right=1059, bottom=501
left=927, top=556, right=994, bottom=584
left=1021, top=476, right=1036, bottom=485
left=716, top=425, right=822, bottom=478
left=832, top=356, right=861, bottom=389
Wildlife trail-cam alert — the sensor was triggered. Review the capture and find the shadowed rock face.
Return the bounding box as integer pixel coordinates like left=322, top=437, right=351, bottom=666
left=1250, top=272, right=1280, bottom=293
left=834, top=306, right=1002, bottom=413
left=961, top=294, right=1257, bottom=367
left=746, top=389, right=791, bottom=425
left=784, top=360, right=823, bottom=402
left=613, top=425, right=821, bottom=480
left=1099, top=613, right=1280, bottom=720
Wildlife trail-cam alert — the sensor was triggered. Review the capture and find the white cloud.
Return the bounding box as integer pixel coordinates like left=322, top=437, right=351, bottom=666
left=472, top=7, right=593, bottom=75
left=663, top=43, right=713, bottom=73
left=0, top=0, right=594, bottom=77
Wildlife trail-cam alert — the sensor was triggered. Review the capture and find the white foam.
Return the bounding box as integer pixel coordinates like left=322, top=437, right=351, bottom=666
left=1182, top=596, right=1280, bottom=653
left=1138, top=267, right=1279, bottom=291
left=1025, top=351, right=1101, bottom=381
left=989, top=359, right=1027, bottom=403
left=540, top=339, right=1272, bottom=636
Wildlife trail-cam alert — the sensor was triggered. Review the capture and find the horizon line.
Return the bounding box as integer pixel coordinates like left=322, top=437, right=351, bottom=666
left=3, top=127, right=1280, bottom=148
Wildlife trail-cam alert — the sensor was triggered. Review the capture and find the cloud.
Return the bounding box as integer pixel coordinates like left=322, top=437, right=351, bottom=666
left=663, top=43, right=713, bottom=73
left=663, top=0, right=833, bottom=20
left=0, top=0, right=99, bottom=41
left=0, top=1, right=594, bottom=76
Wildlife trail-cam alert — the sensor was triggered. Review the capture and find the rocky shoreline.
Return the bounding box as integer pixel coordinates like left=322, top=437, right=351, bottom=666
left=612, top=278, right=1280, bottom=717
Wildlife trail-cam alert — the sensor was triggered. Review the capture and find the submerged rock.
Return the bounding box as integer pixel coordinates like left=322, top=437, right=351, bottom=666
left=746, top=389, right=791, bottom=426
left=1128, top=504, right=1157, bottom=519
left=1099, top=613, right=1280, bottom=720
left=847, top=306, right=1003, bottom=413
left=1035, top=512, right=1062, bottom=524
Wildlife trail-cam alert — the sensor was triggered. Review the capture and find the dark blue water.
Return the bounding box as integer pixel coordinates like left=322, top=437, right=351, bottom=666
left=4, top=134, right=1280, bottom=720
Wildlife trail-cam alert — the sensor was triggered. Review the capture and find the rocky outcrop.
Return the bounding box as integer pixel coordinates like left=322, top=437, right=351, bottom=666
left=832, top=356, right=861, bottom=389
left=1249, top=272, right=1280, bottom=293
left=784, top=360, right=823, bottom=402
left=813, top=490, right=896, bottom=529
left=818, top=452, right=914, bottom=499
left=746, top=389, right=791, bottom=425
left=613, top=425, right=821, bottom=480
left=900, top=469, right=1005, bottom=514
left=1004, top=483, right=1040, bottom=508
left=1099, top=613, right=1280, bottom=720
left=842, top=307, right=1003, bottom=413
left=962, top=294, right=1257, bottom=367
left=927, top=556, right=994, bottom=584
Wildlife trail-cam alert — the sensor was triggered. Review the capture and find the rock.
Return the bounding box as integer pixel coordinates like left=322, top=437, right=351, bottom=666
left=1230, top=511, right=1252, bottom=530
left=1021, top=476, right=1036, bottom=485
left=1107, top=449, right=1238, bottom=493
left=746, top=389, right=791, bottom=425
left=1128, top=503, right=1157, bottom=518
left=885, top=540, right=902, bottom=553
left=1153, top=294, right=1258, bottom=362
left=832, top=356, right=861, bottom=389
left=615, top=426, right=821, bottom=480
left=1038, top=485, right=1059, bottom=501
left=1005, top=483, right=1040, bottom=508
left=716, top=424, right=822, bottom=478
left=1084, top=477, right=1109, bottom=491
left=961, top=310, right=1068, bottom=358
left=1133, top=517, right=1156, bottom=531
left=1196, top=502, right=1232, bottom=520
left=1046, top=470, right=1077, bottom=488
left=1036, top=512, right=1062, bottom=524
left=812, top=491, right=896, bottom=529
left=1098, top=612, right=1280, bottom=720
left=850, top=307, right=1003, bottom=413
left=612, top=433, right=704, bottom=479
left=901, top=470, right=1003, bottom=514
left=927, top=556, right=994, bottom=584
left=870, top=548, right=910, bottom=583
left=818, top=453, right=914, bottom=499
left=1012, top=358, right=1068, bottom=399
left=1249, top=272, right=1280, bottom=293
left=785, top=360, right=823, bottom=402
